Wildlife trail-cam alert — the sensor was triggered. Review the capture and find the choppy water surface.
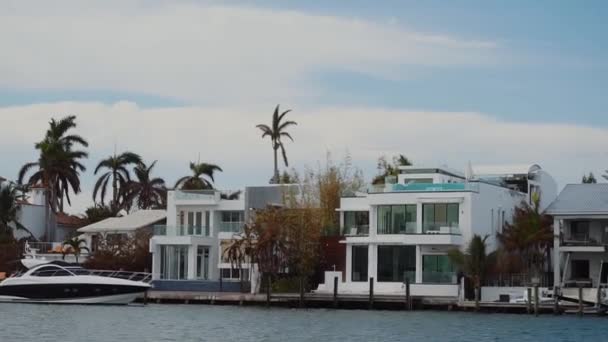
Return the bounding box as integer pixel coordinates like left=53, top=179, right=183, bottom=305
left=1, top=303, right=607, bottom=341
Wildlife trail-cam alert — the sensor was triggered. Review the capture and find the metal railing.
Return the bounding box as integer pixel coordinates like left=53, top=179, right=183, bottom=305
left=562, top=232, right=607, bottom=246
left=23, top=268, right=152, bottom=283
left=343, top=225, right=370, bottom=236
left=422, top=271, right=458, bottom=284
left=174, top=190, right=217, bottom=201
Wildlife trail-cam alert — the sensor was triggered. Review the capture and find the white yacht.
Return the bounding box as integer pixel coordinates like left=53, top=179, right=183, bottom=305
left=0, top=260, right=152, bottom=304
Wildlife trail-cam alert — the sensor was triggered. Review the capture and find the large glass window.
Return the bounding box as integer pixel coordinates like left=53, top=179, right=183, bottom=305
left=220, top=211, right=245, bottom=233
left=422, top=203, right=459, bottom=233
left=377, top=205, right=416, bottom=234
left=351, top=246, right=368, bottom=282
left=160, top=245, right=189, bottom=280
left=343, top=211, right=369, bottom=235
left=422, top=255, right=456, bottom=283
left=377, top=246, right=416, bottom=282
left=196, top=246, right=210, bottom=280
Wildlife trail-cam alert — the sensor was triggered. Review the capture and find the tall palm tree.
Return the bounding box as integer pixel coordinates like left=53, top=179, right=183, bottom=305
left=62, top=236, right=89, bottom=263
left=256, top=105, right=297, bottom=184
left=123, top=161, right=167, bottom=210
left=0, top=181, right=34, bottom=241
left=93, top=151, right=142, bottom=209
left=174, top=162, right=222, bottom=190
left=18, top=115, right=88, bottom=239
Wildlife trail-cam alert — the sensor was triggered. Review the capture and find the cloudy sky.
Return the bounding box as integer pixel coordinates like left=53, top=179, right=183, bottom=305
left=1, top=0, right=607, bottom=214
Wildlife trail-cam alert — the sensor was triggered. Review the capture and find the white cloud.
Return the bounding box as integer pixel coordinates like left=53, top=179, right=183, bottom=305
left=0, top=0, right=499, bottom=104
left=1, top=101, right=607, bottom=214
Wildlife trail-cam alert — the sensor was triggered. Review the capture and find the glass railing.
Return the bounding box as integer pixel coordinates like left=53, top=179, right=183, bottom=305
left=377, top=222, right=417, bottom=234
left=343, top=225, right=370, bottom=236
left=153, top=225, right=210, bottom=237
left=422, top=224, right=461, bottom=235
left=219, top=221, right=244, bottom=233
left=368, top=182, right=480, bottom=193
left=422, top=271, right=457, bottom=284
left=174, top=190, right=217, bottom=201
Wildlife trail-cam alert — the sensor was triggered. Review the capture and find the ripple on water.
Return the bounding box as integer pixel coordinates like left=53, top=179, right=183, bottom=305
left=0, top=304, right=607, bottom=342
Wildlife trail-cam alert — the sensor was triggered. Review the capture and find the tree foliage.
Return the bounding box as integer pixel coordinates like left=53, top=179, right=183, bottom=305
left=93, top=151, right=142, bottom=210
left=256, top=104, right=297, bottom=184
left=582, top=172, right=597, bottom=183
left=496, top=193, right=553, bottom=275
left=122, top=161, right=167, bottom=210
left=84, top=228, right=152, bottom=272
left=372, top=154, right=412, bottom=185
left=174, top=161, right=223, bottom=190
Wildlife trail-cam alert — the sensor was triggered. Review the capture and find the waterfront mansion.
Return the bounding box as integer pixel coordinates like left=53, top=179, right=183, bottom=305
left=316, top=164, right=557, bottom=297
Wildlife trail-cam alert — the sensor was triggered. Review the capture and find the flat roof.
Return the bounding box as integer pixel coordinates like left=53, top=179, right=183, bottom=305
left=78, top=210, right=167, bottom=233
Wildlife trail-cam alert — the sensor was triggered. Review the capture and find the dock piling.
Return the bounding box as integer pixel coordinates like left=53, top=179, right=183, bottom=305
left=333, top=276, right=339, bottom=309
left=405, top=277, right=411, bottom=310
left=369, top=277, right=374, bottom=310
left=534, top=285, right=539, bottom=316
left=553, top=286, right=560, bottom=315
left=578, top=286, right=583, bottom=317
left=526, top=288, right=532, bottom=314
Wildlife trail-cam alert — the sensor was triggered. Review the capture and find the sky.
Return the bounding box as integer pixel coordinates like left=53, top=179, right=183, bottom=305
left=1, top=0, right=607, bottom=214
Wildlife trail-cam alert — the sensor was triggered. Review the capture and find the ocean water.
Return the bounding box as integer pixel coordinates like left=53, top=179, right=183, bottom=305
left=0, top=303, right=606, bottom=342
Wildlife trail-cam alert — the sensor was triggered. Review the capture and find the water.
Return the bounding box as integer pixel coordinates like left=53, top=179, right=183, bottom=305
left=1, top=303, right=607, bottom=342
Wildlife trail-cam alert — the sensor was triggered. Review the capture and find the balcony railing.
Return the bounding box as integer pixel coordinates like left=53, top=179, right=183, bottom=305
left=343, top=225, right=370, bottom=236
left=377, top=223, right=416, bottom=235
left=368, top=182, right=480, bottom=194
left=562, top=232, right=607, bottom=246
left=422, top=225, right=461, bottom=235
left=174, top=190, right=217, bottom=201
left=422, top=271, right=457, bottom=284
left=153, top=225, right=210, bottom=237
left=219, top=221, right=245, bottom=233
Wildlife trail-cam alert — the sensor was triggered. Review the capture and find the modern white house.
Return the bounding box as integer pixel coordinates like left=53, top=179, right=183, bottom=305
left=316, top=163, right=557, bottom=299
left=547, top=184, right=608, bottom=302
left=149, top=185, right=296, bottom=292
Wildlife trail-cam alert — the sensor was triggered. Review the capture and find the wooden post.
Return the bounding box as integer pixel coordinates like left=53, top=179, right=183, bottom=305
left=534, top=285, right=539, bottom=316
left=369, top=277, right=374, bottom=310
left=595, top=284, right=602, bottom=309
left=266, top=276, right=271, bottom=308
left=219, top=276, right=223, bottom=293
left=333, top=276, right=339, bottom=309
left=474, top=286, right=480, bottom=312
left=143, top=290, right=148, bottom=305
left=405, top=277, right=411, bottom=310
left=299, top=276, right=305, bottom=308
left=553, top=286, right=560, bottom=315
left=526, top=288, right=532, bottom=314
left=578, top=286, right=584, bottom=316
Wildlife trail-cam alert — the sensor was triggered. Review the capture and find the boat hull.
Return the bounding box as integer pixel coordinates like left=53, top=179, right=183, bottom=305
left=0, top=283, right=149, bottom=305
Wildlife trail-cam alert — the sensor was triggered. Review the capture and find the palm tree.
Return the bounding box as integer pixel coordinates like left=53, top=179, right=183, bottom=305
left=496, top=193, right=553, bottom=278
left=256, top=105, right=297, bottom=184
left=93, top=151, right=142, bottom=209
left=174, top=162, right=222, bottom=190
left=62, top=236, right=89, bottom=263
left=18, top=115, right=88, bottom=239
left=223, top=237, right=246, bottom=291
left=123, top=161, right=167, bottom=210
left=0, top=181, right=34, bottom=241
left=448, top=234, right=492, bottom=309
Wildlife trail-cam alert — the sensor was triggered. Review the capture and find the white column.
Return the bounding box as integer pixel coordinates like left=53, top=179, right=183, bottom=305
left=416, top=203, right=423, bottom=234
left=151, top=242, right=161, bottom=280
left=553, top=218, right=561, bottom=287
left=415, top=245, right=422, bottom=283
left=370, top=206, right=377, bottom=237
left=369, top=244, right=377, bottom=282
left=345, top=244, right=352, bottom=283
left=187, top=245, right=197, bottom=280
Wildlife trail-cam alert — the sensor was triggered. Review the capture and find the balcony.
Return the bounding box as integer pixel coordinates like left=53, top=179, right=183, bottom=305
left=154, top=225, right=211, bottom=237
left=422, top=271, right=457, bottom=284
left=368, top=182, right=479, bottom=194
left=343, top=225, right=370, bottom=236
left=219, top=221, right=245, bottom=233
left=422, top=226, right=461, bottom=235
left=173, top=190, right=219, bottom=204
